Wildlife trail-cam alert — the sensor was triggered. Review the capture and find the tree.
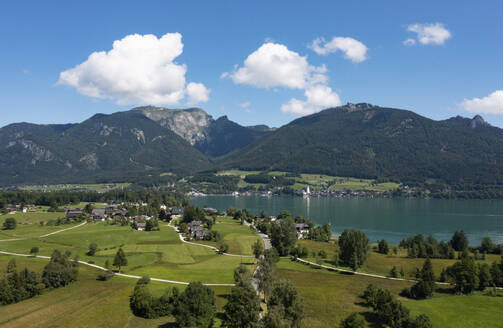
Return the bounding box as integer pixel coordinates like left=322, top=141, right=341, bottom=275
left=338, top=230, right=369, bottom=270
left=446, top=257, right=479, bottom=293
left=378, top=239, right=389, bottom=254
left=43, top=249, right=78, bottom=288
left=234, top=265, right=252, bottom=287
left=270, top=217, right=297, bottom=256
left=30, top=247, right=39, bottom=257
left=175, top=281, right=216, bottom=328
left=113, top=247, right=128, bottom=273
left=218, top=242, right=229, bottom=254
left=2, top=217, right=16, bottom=230
left=490, top=261, right=503, bottom=286
left=87, top=243, right=98, bottom=256
left=130, top=280, right=155, bottom=318
left=340, top=312, right=365, bottom=328
left=252, top=239, right=264, bottom=259
left=83, top=203, right=94, bottom=214
left=480, top=237, right=495, bottom=254
left=450, top=230, right=468, bottom=251
left=257, top=258, right=274, bottom=300
left=390, top=266, right=398, bottom=278
left=266, top=280, right=304, bottom=328
left=104, top=259, right=110, bottom=270
left=478, top=263, right=493, bottom=290
left=222, top=283, right=260, bottom=328
left=6, top=259, right=16, bottom=274
left=409, top=314, right=433, bottom=328
left=408, top=258, right=435, bottom=299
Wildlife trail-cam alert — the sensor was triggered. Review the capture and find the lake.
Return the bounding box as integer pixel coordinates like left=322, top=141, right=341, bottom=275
left=191, top=196, right=503, bottom=245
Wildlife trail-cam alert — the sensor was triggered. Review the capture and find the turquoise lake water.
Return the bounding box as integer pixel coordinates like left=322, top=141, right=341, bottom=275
left=191, top=196, right=503, bottom=245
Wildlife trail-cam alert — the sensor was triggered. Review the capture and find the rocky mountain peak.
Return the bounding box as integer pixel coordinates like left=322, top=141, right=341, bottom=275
left=470, top=115, right=489, bottom=128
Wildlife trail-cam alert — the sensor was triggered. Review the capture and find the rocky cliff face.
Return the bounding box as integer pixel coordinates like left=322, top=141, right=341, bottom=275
left=134, top=106, right=272, bottom=157
left=135, top=106, right=212, bottom=145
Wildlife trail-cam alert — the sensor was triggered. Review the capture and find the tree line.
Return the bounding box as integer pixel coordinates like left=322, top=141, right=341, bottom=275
left=0, top=250, right=79, bottom=305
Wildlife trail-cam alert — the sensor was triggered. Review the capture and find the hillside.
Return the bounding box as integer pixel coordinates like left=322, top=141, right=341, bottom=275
left=134, top=106, right=271, bottom=157
left=217, top=103, right=503, bottom=186
left=0, top=111, right=210, bottom=185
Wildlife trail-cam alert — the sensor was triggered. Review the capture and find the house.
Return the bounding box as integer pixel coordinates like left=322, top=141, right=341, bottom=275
left=203, top=207, right=218, bottom=215
left=92, top=208, right=107, bottom=221
left=295, top=223, right=311, bottom=239
left=132, top=215, right=152, bottom=223
left=170, top=208, right=184, bottom=218
left=188, top=220, right=207, bottom=239
left=105, top=205, right=119, bottom=214
left=66, top=208, right=83, bottom=219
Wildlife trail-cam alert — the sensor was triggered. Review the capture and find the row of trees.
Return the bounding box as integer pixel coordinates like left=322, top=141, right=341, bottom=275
left=361, top=284, right=433, bottom=328
left=0, top=190, right=184, bottom=211
left=441, top=255, right=503, bottom=293
left=0, top=250, right=79, bottom=306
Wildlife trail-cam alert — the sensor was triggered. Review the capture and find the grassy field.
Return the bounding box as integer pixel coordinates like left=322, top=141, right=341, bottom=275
left=0, top=255, right=231, bottom=328
left=297, top=239, right=501, bottom=279
left=276, top=258, right=503, bottom=328
left=197, top=216, right=263, bottom=255
left=404, top=295, right=503, bottom=328
left=0, top=216, right=254, bottom=284
left=216, top=170, right=399, bottom=192
left=276, top=259, right=413, bottom=327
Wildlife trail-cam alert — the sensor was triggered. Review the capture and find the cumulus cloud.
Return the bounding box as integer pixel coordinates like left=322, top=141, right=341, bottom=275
left=281, top=85, right=341, bottom=115
left=186, top=82, right=210, bottom=106
left=229, top=43, right=326, bottom=89
left=226, top=42, right=340, bottom=116
left=461, top=90, right=503, bottom=114
left=405, top=23, right=451, bottom=45
left=58, top=33, right=209, bottom=106
left=309, top=36, right=368, bottom=62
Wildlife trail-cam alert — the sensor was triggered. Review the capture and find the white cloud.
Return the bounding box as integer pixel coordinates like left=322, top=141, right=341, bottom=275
left=309, top=36, right=368, bottom=62
left=403, top=38, right=416, bottom=46
left=281, top=85, right=341, bottom=115
left=186, top=82, right=210, bottom=106
left=227, top=42, right=341, bottom=116
left=239, top=101, right=251, bottom=108
left=406, top=23, right=451, bottom=45
left=58, top=33, right=209, bottom=106
left=461, top=90, right=503, bottom=114
left=228, top=43, right=324, bottom=89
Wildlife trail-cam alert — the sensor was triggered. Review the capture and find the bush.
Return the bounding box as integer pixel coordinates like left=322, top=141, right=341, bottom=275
left=97, top=271, right=115, bottom=281
left=340, top=312, right=365, bottom=328
left=2, top=217, right=16, bottom=230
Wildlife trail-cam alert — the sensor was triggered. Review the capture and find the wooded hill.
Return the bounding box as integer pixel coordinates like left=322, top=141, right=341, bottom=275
left=2, top=103, right=503, bottom=190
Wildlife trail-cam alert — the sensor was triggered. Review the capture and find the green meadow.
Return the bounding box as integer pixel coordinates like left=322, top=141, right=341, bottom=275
left=276, top=258, right=503, bottom=328
left=0, top=255, right=231, bottom=328
left=197, top=216, right=263, bottom=255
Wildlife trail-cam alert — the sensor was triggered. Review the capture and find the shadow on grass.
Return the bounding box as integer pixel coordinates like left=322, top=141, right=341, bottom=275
left=360, top=311, right=383, bottom=328
left=435, top=286, right=456, bottom=295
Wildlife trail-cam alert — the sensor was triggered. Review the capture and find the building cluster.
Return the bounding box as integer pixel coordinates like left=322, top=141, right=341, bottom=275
left=1, top=204, right=37, bottom=215
left=58, top=203, right=187, bottom=231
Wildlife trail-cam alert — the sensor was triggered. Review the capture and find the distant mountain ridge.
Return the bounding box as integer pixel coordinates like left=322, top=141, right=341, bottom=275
left=217, top=103, right=503, bottom=186
left=1, top=103, right=503, bottom=187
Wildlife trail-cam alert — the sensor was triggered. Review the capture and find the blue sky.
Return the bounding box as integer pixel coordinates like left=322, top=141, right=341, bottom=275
left=1, top=0, right=502, bottom=128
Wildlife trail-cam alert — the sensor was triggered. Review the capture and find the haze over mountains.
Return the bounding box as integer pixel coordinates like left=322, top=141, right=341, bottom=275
left=1, top=103, right=503, bottom=187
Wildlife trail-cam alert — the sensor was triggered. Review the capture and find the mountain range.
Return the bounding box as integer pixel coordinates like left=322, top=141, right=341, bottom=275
left=2, top=103, right=503, bottom=188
